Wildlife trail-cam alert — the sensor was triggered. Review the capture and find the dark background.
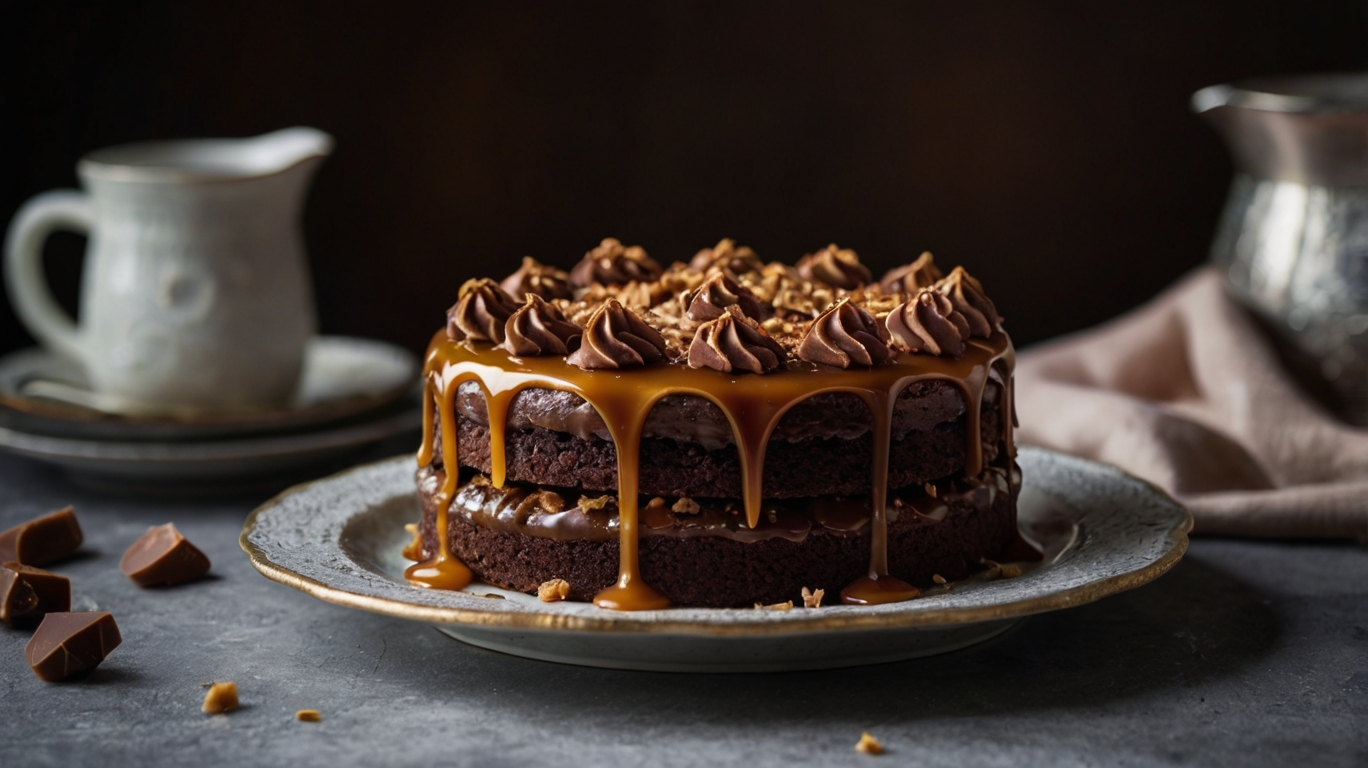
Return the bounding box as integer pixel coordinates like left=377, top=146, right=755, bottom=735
left=4, top=1, right=1368, bottom=356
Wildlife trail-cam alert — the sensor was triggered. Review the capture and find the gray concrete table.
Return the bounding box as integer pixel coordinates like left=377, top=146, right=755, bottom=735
left=1, top=447, right=1365, bottom=768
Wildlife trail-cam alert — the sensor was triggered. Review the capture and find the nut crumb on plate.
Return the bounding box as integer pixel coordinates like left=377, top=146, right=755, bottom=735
left=978, top=558, right=1023, bottom=579
left=538, top=578, right=571, bottom=602
left=296, top=709, right=321, bottom=722
left=753, top=600, right=793, bottom=611
left=401, top=523, right=423, bottom=561
left=800, top=587, right=825, bottom=608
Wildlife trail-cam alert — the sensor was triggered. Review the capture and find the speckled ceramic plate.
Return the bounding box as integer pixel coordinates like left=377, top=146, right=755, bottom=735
left=241, top=446, right=1191, bottom=672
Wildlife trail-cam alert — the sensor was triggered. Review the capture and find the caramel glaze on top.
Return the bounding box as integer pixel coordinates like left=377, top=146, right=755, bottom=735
left=410, top=241, right=1017, bottom=610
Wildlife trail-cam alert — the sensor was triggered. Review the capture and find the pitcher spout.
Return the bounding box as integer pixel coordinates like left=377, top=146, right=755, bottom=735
left=1193, top=73, right=1368, bottom=188
left=238, top=127, right=335, bottom=177
left=77, top=126, right=334, bottom=182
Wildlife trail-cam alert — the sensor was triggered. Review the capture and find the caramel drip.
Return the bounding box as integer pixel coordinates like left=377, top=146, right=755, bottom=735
left=836, top=390, right=920, bottom=606
left=404, top=373, right=474, bottom=591
left=417, top=377, right=435, bottom=467
left=590, top=403, right=670, bottom=610
left=992, top=352, right=1018, bottom=460
left=485, top=390, right=514, bottom=488
left=415, top=329, right=1013, bottom=610
left=960, top=362, right=988, bottom=477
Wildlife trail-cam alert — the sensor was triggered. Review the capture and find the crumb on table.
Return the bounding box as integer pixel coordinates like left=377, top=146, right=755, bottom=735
left=202, top=682, right=239, bottom=715
left=855, top=731, right=884, bottom=755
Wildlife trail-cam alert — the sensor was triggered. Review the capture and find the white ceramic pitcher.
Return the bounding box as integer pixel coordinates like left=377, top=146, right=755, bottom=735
left=4, top=127, right=332, bottom=414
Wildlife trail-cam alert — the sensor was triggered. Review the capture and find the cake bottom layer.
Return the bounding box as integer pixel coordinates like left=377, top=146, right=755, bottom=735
left=415, top=463, right=1021, bottom=608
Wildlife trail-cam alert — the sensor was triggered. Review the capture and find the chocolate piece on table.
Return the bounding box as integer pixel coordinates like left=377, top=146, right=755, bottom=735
left=25, top=612, right=122, bottom=682
left=0, top=567, right=36, bottom=627
left=1, top=563, right=71, bottom=628
left=0, top=506, right=83, bottom=566
left=120, top=523, right=212, bottom=587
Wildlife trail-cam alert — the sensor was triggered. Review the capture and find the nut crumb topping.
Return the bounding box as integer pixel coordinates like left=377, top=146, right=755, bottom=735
left=296, top=709, right=321, bottom=722
left=932, top=574, right=947, bottom=585
left=671, top=497, right=701, bottom=515
left=800, top=587, right=825, bottom=608
left=855, top=732, right=884, bottom=755
left=1000, top=563, right=1022, bottom=578
left=578, top=495, right=614, bottom=511
left=538, top=578, right=571, bottom=602
left=202, top=681, right=239, bottom=715
left=474, top=241, right=1003, bottom=369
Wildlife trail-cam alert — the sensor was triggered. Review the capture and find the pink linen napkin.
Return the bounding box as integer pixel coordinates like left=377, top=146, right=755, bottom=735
left=1016, top=267, right=1368, bottom=541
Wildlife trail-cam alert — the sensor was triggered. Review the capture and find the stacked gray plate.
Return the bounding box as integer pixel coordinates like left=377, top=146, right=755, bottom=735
left=0, top=336, right=421, bottom=494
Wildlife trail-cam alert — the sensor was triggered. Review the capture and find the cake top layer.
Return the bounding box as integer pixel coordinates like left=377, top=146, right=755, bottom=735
left=445, top=238, right=1004, bottom=373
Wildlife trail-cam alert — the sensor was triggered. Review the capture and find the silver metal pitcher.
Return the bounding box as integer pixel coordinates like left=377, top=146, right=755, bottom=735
left=1195, top=73, right=1368, bottom=425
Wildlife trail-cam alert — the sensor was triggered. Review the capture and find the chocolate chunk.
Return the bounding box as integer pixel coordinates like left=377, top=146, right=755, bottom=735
left=0, top=507, right=83, bottom=566
left=0, top=567, right=36, bottom=627
left=25, top=612, right=122, bottom=681
left=1, top=563, right=71, bottom=628
left=119, top=524, right=211, bottom=587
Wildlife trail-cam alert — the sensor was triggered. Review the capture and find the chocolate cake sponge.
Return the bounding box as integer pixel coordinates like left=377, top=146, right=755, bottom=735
left=445, top=397, right=1001, bottom=499
left=436, top=379, right=1003, bottom=498
left=417, top=464, right=1019, bottom=608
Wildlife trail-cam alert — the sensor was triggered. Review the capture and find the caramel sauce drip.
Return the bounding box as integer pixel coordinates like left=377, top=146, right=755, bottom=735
left=405, top=374, right=474, bottom=591
left=415, top=330, right=1014, bottom=610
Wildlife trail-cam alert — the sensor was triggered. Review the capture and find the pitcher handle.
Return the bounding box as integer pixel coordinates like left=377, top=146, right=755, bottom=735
left=3, top=190, right=90, bottom=362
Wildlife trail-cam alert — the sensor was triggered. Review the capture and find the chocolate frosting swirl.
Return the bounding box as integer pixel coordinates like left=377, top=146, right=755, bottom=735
left=879, top=251, right=943, bottom=295
left=797, top=298, right=893, bottom=368
left=500, top=257, right=573, bottom=301
left=570, top=238, right=663, bottom=287
left=687, top=306, right=786, bottom=374
left=566, top=298, right=669, bottom=369
left=499, top=295, right=583, bottom=356
left=885, top=290, right=970, bottom=357
left=446, top=278, right=521, bottom=343
left=688, top=238, right=764, bottom=276
left=935, top=266, right=999, bottom=337
left=796, top=244, right=871, bottom=289
left=683, top=272, right=766, bottom=324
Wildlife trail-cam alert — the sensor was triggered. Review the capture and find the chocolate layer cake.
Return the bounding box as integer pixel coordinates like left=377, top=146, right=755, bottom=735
left=408, top=239, right=1019, bottom=609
